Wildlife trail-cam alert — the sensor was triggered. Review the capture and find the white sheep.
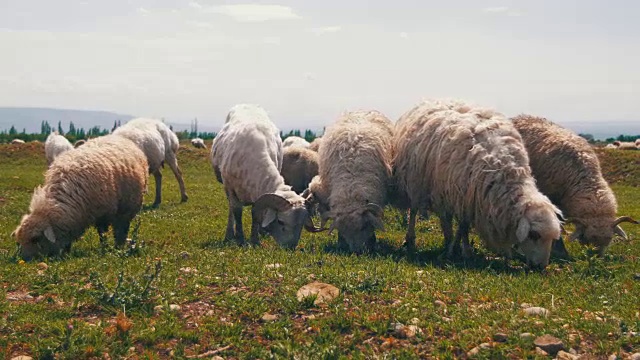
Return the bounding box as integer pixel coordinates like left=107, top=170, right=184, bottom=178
left=191, top=138, right=207, bottom=149
left=113, top=118, right=188, bottom=208
left=308, top=110, right=394, bottom=253
left=282, top=136, right=311, bottom=149
left=211, top=104, right=321, bottom=248
left=612, top=141, right=638, bottom=150
left=393, top=99, right=562, bottom=269
left=11, top=135, right=149, bottom=260
left=44, top=132, right=74, bottom=166
left=512, top=115, right=638, bottom=256
left=11, top=139, right=25, bottom=144
left=604, top=143, right=617, bottom=149
left=280, top=146, right=319, bottom=194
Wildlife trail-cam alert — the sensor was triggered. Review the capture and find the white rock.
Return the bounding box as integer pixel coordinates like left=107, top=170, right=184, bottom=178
left=169, top=304, right=181, bottom=312
left=523, top=307, right=550, bottom=317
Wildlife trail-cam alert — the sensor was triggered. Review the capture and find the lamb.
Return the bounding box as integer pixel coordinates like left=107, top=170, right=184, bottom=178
left=282, top=136, right=311, bottom=149
left=191, top=138, right=207, bottom=149
left=512, top=115, right=638, bottom=256
left=309, top=137, right=322, bottom=152
left=393, top=99, right=562, bottom=269
left=280, top=146, right=319, bottom=194
left=112, top=118, right=188, bottom=207
left=612, top=141, right=638, bottom=150
left=44, top=132, right=74, bottom=166
left=307, top=110, right=394, bottom=253
left=11, top=135, right=148, bottom=260
left=211, top=104, right=322, bottom=249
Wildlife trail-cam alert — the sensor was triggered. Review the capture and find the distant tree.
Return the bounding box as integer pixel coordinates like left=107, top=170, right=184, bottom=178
left=68, top=122, right=76, bottom=136
left=57, top=121, right=64, bottom=135
left=578, top=133, right=594, bottom=143
left=40, top=120, right=52, bottom=135
left=9, top=125, right=17, bottom=135
left=111, top=120, right=118, bottom=133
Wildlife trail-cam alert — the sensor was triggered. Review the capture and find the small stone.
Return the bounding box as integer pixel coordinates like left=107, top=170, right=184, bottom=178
left=568, top=333, right=579, bottom=342
left=206, top=310, right=215, bottom=316
left=11, top=356, right=33, bottom=360
left=441, top=316, right=452, bottom=322
left=562, top=324, right=570, bottom=329
left=169, top=304, right=181, bottom=312
left=261, top=313, right=278, bottom=322
left=265, top=263, right=282, bottom=269
left=478, top=342, right=491, bottom=349
left=557, top=350, right=579, bottom=360
left=535, top=347, right=549, bottom=356
left=633, top=273, right=640, bottom=281
left=179, top=267, right=197, bottom=274
left=569, top=348, right=577, bottom=355
left=434, top=300, right=446, bottom=308
left=296, top=282, right=340, bottom=305
left=534, top=334, right=564, bottom=355
left=307, top=273, right=316, bottom=281
left=179, top=251, right=190, bottom=259
left=520, top=332, right=534, bottom=341
left=169, top=350, right=175, bottom=357
left=128, top=347, right=135, bottom=353
left=534, top=321, right=545, bottom=327
left=405, top=325, right=420, bottom=338
left=630, top=353, right=640, bottom=360
left=493, top=333, right=508, bottom=342
left=37, top=262, right=48, bottom=270
left=523, top=307, right=550, bottom=317
left=409, top=317, right=420, bottom=325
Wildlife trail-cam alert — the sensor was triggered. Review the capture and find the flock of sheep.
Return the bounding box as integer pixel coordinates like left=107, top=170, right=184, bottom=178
left=9, top=99, right=639, bottom=269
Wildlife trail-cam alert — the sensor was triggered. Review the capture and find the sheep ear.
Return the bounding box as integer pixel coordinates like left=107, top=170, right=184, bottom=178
left=516, top=218, right=530, bottom=243
left=261, top=208, right=277, bottom=228
left=44, top=225, right=56, bottom=244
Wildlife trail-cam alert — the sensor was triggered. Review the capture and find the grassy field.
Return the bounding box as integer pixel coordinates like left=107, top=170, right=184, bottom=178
left=1, top=141, right=639, bottom=359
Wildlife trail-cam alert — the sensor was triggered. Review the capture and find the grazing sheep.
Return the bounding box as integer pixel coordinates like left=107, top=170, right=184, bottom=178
left=44, top=132, right=74, bottom=166
left=309, top=137, right=322, bottom=152
left=113, top=118, right=188, bottom=207
left=308, top=110, right=394, bottom=253
left=393, top=99, right=562, bottom=269
left=211, top=104, right=321, bottom=249
left=283, top=136, right=311, bottom=149
left=74, top=139, right=86, bottom=148
left=512, top=115, right=638, bottom=256
left=604, top=143, right=617, bottom=149
left=11, top=139, right=25, bottom=144
left=281, top=146, right=319, bottom=194
left=191, top=138, right=207, bottom=149
left=636, top=139, right=640, bottom=147
left=11, top=135, right=148, bottom=260
left=612, top=141, right=638, bottom=150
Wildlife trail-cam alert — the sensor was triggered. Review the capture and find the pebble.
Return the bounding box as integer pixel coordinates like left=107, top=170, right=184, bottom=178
left=467, top=343, right=491, bottom=357
left=523, top=307, right=550, bottom=317
left=154, top=305, right=164, bottom=314
left=493, top=333, right=508, bottom=342
left=409, top=317, right=420, bottom=325
left=534, top=334, right=564, bottom=355
left=265, top=263, right=282, bottom=269
left=169, top=304, right=181, bottom=312
left=607, top=355, right=617, bottom=360
left=212, top=357, right=224, bottom=360
left=556, top=350, right=579, bottom=360
left=520, top=332, right=534, bottom=341
left=261, top=313, right=278, bottom=322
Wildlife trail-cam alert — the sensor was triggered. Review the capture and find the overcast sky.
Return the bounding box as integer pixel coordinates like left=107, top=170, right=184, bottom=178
left=1, top=0, right=639, bottom=129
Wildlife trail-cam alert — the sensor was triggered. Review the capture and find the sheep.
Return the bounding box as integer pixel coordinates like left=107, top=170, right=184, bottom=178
left=636, top=139, right=640, bottom=147
left=282, top=136, right=311, bottom=149
left=604, top=143, right=617, bottom=149
left=309, top=137, right=322, bottom=152
left=113, top=118, right=188, bottom=208
left=11, top=139, right=25, bottom=144
left=280, top=146, right=319, bottom=194
left=74, top=139, right=86, bottom=148
left=512, top=115, right=638, bottom=256
left=307, top=110, right=394, bottom=254
left=211, top=104, right=322, bottom=249
left=191, top=138, right=207, bottom=149
left=44, top=132, right=74, bottom=166
left=393, top=99, right=562, bottom=269
left=612, top=141, right=638, bottom=150
left=11, top=135, right=148, bottom=260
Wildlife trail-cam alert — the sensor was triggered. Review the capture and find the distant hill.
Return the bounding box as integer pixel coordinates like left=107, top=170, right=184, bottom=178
left=0, top=107, right=135, bottom=133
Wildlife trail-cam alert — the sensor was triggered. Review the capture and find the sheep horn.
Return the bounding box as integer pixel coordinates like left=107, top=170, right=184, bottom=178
left=365, top=203, right=384, bottom=218
left=612, top=216, right=639, bottom=227
left=304, top=214, right=324, bottom=233
left=253, top=193, right=292, bottom=214
left=327, top=220, right=337, bottom=235
left=614, top=225, right=628, bottom=240
left=10, top=230, right=16, bottom=237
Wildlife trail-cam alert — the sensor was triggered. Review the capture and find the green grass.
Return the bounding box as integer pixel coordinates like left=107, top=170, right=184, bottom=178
left=1, top=142, right=639, bottom=359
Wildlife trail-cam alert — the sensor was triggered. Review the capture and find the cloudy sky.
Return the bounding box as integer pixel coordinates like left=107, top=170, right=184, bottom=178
left=1, top=0, right=639, bottom=130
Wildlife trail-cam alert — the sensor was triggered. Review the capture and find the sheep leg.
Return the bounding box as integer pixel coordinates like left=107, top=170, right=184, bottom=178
left=152, top=169, right=162, bottom=208
left=166, top=155, right=188, bottom=203
left=249, top=220, right=261, bottom=247
left=337, top=232, right=349, bottom=251
left=233, top=205, right=245, bottom=244
left=113, top=219, right=131, bottom=248
left=402, top=209, right=417, bottom=253
left=457, top=220, right=472, bottom=259
left=441, top=214, right=457, bottom=259
left=95, top=219, right=110, bottom=245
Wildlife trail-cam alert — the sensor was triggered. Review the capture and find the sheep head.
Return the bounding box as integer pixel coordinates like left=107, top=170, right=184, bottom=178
left=568, top=216, right=639, bottom=255
left=327, top=202, right=385, bottom=254
left=513, top=203, right=562, bottom=269
left=252, top=192, right=320, bottom=249
left=12, top=213, right=60, bottom=261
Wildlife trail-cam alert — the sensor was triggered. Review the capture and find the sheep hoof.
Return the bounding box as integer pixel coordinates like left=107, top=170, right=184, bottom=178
left=151, top=202, right=160, bottom=209
left=181, top=195, right=189, bottom=202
